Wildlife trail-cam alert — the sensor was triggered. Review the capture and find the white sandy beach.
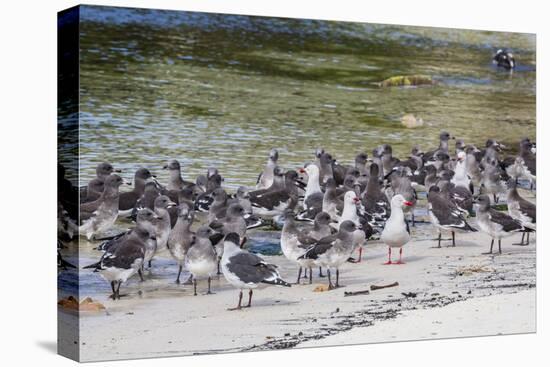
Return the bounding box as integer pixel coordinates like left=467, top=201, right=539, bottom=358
left=59, top=205, right=536, bottom=362
left=300, top=289, right=535, bottom=347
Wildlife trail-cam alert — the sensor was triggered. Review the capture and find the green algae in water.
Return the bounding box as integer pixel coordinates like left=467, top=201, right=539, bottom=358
left=378, top=75, right=436, bottom=87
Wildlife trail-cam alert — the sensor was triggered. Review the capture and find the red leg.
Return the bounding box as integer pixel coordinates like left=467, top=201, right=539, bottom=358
left=357, top=247, right=363, bottom=263
left=383, top=247, right=392, bottom=265
left=395, top=248, right=405, bottom=265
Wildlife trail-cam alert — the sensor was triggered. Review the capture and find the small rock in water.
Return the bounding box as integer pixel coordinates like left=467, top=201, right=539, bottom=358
left=401, top=114, right=424, bottom=128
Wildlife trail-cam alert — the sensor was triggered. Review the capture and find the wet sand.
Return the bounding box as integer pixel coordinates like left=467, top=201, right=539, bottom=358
left=63, top=207, right=536, bottom=361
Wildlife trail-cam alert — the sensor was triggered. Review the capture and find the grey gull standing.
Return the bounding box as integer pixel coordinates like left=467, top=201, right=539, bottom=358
left=167, top=204, right=195, bottom=283
left=185, top=226, right=217, bottom=295
left=221, top=233, right=291, bottom=310
left=80, top=162, right=119, bottom=203
left=249, top=170, right=299, bottom=220
left=474, top=195, right=532, bottom=254
left=148, top=195, right=176, bottom=268
left=450, top=151, right=471, bottom=191
left=361, top=163, right=391, bottom=230
left=209, top=203, right=248, bottom=247
left=84, top=226, right=154, bottom=300
left=423, top=131, right=454, bottom=163
left=506, top=179, right=536, bottom=246
left=79, top=174, right=124, bottom=240
left=380, top=195, right=412, bottom=264
left=298, top=220, right=357, bottom=290
left=481, top=157, right=507, bottom=203
left=380, top=144, right=400, bottom=177
left=297, top=164, right=324, bottom=221
left=119, top=168, right=155, bottom=217
left=256, top=148, right=279, bottom=190
left=427, top=186, right=476, bottom=247
left=322, top=178, right=344, bottom=222
left=163, top=159, right=193, bottom=191
left=280, top=211, right=318, bottom=284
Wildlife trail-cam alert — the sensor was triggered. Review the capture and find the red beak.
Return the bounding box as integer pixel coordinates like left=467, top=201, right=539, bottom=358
left=353, top=197, right=360, bottom=203
left=403, top=201, right=413, bottom=207
left=298, top=168, right=306, bottom=174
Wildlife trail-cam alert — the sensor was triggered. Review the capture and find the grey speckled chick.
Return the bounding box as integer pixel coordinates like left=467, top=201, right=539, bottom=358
left=149, top=195, right=176, bottom=268
left=185, top=226, right=217, bottom=295
left=79, top=174, right=124, bottom=240
left=167, top=204, right=195, bottom=284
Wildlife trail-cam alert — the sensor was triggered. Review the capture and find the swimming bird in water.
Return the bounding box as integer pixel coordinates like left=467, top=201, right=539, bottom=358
left=221, top=233, right=291, bottom=310
left=493, top=49, right=516, bottom=70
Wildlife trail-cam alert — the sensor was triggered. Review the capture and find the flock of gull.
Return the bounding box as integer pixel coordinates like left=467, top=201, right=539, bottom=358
left=57, top=130, right=536, bottom=310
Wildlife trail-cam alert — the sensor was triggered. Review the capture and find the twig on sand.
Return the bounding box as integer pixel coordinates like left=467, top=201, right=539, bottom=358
left=344, top=290, right=370, bottom=297
left=370, top=282, right=399, bottom=291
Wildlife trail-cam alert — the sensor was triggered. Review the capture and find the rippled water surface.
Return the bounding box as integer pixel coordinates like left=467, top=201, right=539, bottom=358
left=76, top=5, right=536, bottom=189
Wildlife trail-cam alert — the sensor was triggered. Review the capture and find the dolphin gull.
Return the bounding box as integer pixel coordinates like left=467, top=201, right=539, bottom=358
left=221, top=233, right=291, bottom=310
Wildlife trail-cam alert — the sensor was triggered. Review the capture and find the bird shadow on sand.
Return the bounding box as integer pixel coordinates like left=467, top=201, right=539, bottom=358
left=243, top=298, right=302, bottom=308
left=396, top=255, right=425, bottom=263
left=364, top=252, right=390, bottom=260
left=453, top=240, right=484, bottom=248
left=36, top=340, right=57, bottom=354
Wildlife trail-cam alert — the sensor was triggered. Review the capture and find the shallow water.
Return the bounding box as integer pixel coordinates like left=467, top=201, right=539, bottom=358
left=60, top=6, right=537, bottom=298
left=74, top=5, right=536, bottom=190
